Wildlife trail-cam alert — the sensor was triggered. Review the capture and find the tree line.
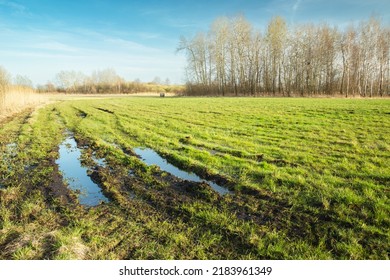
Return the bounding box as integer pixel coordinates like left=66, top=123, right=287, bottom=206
left=0, top=65, right=182, bottom=95
left=37, top=68, right=182, bottom=94
left=178, top=16, right=390, bottom=97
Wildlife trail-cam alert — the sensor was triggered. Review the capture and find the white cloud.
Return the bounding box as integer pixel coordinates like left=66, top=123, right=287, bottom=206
left=102, top=37, right=162, bottom=53
left=293, top=0, right=302, bottom=12
left=0, top=0, right=32, bottom=16
left=136, top=32, right=161, bottom=39
left=33, top=42, right=80, bottom=52
left=0, top=24, right=185, bottom=85
left=0, top=1, right=26, bottom=11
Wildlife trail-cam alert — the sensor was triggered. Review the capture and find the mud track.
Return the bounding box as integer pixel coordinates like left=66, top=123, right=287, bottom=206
left=27, top=123, right=343, bottom=257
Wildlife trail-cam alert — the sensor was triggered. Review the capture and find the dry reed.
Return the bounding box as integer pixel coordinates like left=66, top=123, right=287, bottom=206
left=0, top=86, right=48, bottom=121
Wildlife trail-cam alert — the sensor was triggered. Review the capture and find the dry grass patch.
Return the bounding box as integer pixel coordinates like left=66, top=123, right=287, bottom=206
left=0, top=86, right=48, bottom=121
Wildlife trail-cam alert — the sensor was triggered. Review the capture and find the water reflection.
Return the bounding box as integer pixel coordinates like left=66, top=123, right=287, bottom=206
left=56, top=136, right=109, bottom=206
left=92, top=152, right=107, bottom=167
left=134, top=147, right=231, bottom=195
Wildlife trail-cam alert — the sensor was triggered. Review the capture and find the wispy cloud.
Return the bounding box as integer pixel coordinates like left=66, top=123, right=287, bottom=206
left=164, top=16, right=206, bottom=31
left=33, top=42, right=80, bottom=53
left=102, top=37, right=162, bottom=53
left=0, top=22, right=185, bottom=84
left=293, top=0, right=302, bottom=12
left=139, top=7, right=171, bottom=17
left=0, top=0, right=31, bottom=16
left=136, top=32, right=161, bottom=40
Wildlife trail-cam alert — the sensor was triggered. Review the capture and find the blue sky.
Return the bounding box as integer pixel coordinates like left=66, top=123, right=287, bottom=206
left=0, top=0, right=389, bottom=85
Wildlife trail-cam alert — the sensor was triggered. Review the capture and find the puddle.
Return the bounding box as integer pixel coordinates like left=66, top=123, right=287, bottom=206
left=134, top=148, right=231, bottom=195
left=6, top=142, right=17, bottom=150
left=78, top=112, right=87, bottom=118
left=2, top=143, right=18, bottom=172
left=129, top=190, right=137, bottom=199
left=24, top=163, right=38, bottom=172
left=92, top=152, right=107, bottom=167
left=56, top=136, right=109, bottom=206
left=5, top=143, right=18, bottom=157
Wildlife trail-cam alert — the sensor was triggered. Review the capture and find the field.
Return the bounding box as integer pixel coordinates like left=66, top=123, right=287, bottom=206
left=0, top=97, right=389, bottom=259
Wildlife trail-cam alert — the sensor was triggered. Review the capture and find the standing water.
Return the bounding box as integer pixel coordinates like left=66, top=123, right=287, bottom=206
left=56, top=136, right=109, bottom=206
left=134, top=148, right=231, bottom=195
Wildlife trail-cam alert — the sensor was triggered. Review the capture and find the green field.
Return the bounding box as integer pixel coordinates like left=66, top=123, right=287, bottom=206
left=0, top=97, right=389, bottom=259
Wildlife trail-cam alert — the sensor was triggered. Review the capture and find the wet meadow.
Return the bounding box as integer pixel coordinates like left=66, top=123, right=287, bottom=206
left=0, top=97, right=389, bottom=259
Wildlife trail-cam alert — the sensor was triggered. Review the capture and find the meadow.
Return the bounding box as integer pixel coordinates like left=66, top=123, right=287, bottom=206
left=0, top=97, right=389, bottom=259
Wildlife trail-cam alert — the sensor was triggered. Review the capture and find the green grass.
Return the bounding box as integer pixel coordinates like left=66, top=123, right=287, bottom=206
left=0, top=97, right=389, bottom=259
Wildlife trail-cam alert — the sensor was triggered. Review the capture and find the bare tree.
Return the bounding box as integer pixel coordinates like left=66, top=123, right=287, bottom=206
left=210, top=16, right=230, bottom=95
left=376, top=24, right=390, bottom=97
left=14, top=75, right=33, bottom=89
left=339, top=25, right=357, bottom=97
left=55, top=70, right=85, bottom=93
left=179, top=15, right=389, bottom=97
left=266, top=16, right=287, bottom=95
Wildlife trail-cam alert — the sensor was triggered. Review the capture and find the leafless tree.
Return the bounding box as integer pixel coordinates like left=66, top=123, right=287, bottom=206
left=179, top=15, right=389, bottom=97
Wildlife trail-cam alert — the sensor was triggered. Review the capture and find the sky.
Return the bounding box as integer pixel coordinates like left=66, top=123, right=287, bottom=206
left=0, top=0, right=389, bottom=86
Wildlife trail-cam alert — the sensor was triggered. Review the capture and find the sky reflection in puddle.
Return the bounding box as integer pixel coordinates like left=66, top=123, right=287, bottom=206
left=134, top=147, right=231, bottom=195
left=56, top=136, right=109, bottom=206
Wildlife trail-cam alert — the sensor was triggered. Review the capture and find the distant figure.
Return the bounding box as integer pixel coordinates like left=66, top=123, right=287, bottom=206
left=160, top=92, right=165, bottom=97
